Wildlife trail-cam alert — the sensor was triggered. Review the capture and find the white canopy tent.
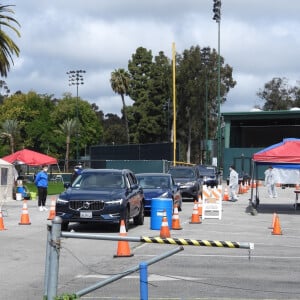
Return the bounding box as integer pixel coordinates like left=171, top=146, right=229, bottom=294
left=0, top=158, right=17, bottom=204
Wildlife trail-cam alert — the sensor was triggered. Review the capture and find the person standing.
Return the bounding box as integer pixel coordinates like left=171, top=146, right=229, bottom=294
left=264, top=166, right=277, bottom=198
left=34, top=165, right=49, bottom=211
left=229, top=165, right=239, bottom=202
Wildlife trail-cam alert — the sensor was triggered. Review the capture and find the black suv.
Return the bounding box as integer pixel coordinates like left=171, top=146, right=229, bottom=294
left=197, top=165, right=219, bottom=187
left=167, top=166, right=202, bottom=201
left=55, top=169, right=144, bottom=231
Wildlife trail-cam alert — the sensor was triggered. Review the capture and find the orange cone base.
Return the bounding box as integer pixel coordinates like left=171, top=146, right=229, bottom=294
left=189, top=220, right=201, bottom=224
left=0, top=224, right=7, bottom=230
left=47, top=213, right=55, bottom=220
left=113, top=241, right=134, bottom=258
left=172, top=226, right=182, bottom=230
left=19, top=222, right=31, bottom=225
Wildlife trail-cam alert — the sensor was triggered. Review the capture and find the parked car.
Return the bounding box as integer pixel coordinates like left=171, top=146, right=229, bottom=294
left=136, top=173, right=182, bottom=214
left=55, top=169, right=144, bottom=231
left=197, top=165, right=220, bottom=187
left=167, top=166, right=202, bottom=201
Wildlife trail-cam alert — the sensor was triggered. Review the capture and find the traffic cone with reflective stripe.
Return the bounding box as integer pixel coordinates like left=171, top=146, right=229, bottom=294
left=269, top=212, right=277, bottom=229
left=223, top=187, right=229, bottom=201
left=272, top=215, right=282, bottom=235
left=0, top=210, right=7, bottom=230
left=19, top=200, right=31, bottom=225
left=197, top=195, right=203, bottom=216
left=190, top=201, right=201, bottom=224
left=114, top=219, right=134, bottom=257
left=160, top=210, right=171, bottom=238
left=47, top=197, right=56, bottom=220
left=172, top=205, right=182, bottom=230
left=238, top=183, right=244, bottom=194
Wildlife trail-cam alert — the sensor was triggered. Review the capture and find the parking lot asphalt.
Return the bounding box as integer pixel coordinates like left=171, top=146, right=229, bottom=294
left=1, top=183, right=300, bottom=299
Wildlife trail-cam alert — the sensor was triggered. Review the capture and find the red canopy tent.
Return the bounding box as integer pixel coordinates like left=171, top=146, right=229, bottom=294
left=253, top=138, right=300, bottom=166
left=2, top=149, right=57, bottom=166
left=249, top=138, right=300, bottom=212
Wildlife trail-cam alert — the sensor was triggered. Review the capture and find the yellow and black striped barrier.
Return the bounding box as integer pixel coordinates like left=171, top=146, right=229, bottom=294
left=61, top=230, right=254, bottom=250
left=141, top=236, right=254, bottom=249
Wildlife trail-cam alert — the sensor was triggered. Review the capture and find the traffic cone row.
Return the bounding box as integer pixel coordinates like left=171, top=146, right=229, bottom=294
left=172, top=205, right=182, bottom=230
left=160, top=211, right=171, bottom=238
left=114, top=219, right=134, bottom=257
left=223, top=187, right=229, bottom=201
left=19, top=200, right=31, bottom=225
left=0, top=210, right=7, bottom=230
left=271, top=213, right=282, bottom=235
left=47, top=197, right=56, bottom=220
left=189, top=201, right=202, bottom=224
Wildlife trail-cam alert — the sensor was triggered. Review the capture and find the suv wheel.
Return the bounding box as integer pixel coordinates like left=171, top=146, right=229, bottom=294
left=133, top=202, right=144, bottom=225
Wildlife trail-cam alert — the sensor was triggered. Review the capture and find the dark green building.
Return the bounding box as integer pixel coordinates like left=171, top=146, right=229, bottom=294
left=222, top=109, right=300, bottom=179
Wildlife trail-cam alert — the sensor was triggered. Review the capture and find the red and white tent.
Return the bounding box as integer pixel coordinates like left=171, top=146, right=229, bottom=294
left=2, top=149, right=57, bottom=166
left=253, top=138, right=300, bottom=166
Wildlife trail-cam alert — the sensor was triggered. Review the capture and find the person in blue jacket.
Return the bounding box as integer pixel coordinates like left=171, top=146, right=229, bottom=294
left=34, top=165, right=49, bottom=211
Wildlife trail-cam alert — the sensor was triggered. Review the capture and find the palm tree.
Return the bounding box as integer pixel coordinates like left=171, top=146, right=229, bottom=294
left=0, top=4, right=21, bottom=77
left=0, top=119, right=19, bottom=153
left=110, top=69, right=130, bottom=143
left=56, top=118, right=78, bottom=172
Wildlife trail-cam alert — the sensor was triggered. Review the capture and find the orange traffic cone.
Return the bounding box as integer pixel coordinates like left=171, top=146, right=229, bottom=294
left=190, top=201, right=201, bottom=224
left=172, top=205, right=182, bottom=230
left=269, top=212, right=277, bottom=229
left=272, top=215, right=282, bottom=235
left=160, top=211, right=171, bottom=238
left=197, top=195, right=203, bottom=216
left=238, top=183, right=244, bottom=194
left=47, top=197, right=56, bottom=220
left=114, top=220, right=134, bottom=257
left=223, top=187, right=229, bottom=201
left=0, top=210, right=7, bottom=230
left=19, top=200, right=31, bottom=225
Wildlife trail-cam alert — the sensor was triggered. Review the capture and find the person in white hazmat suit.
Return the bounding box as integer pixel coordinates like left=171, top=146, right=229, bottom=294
left=264, top=166, right=277, bottom=198
left=229, top=165, right=239, bottom=201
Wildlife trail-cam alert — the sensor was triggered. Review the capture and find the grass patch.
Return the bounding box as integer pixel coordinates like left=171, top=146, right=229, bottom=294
left=26, top=182, right=65, bottom=195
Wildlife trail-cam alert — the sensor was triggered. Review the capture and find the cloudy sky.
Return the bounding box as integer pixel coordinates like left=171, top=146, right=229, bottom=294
left=4, top=0, right=300, bottom=116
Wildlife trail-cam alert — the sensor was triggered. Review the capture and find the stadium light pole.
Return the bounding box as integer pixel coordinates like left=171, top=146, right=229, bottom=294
left=212, top=0, right=221, bottom=172
left=66, top=70, right=86, bottom=163
left=202, top=47, right=210, bottom=164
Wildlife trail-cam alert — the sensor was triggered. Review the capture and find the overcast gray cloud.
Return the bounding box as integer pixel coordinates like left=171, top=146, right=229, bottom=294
left=5, top=0, right=300, bottom=115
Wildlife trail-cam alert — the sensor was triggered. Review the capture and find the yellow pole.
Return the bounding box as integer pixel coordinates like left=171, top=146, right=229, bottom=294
left=172, top=42, right=176, bottom=166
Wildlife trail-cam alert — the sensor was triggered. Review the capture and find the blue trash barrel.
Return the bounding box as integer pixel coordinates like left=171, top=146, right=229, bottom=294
left=17, top=186, right=24, bottom=194
left=150, top=198, right=173, bottom=230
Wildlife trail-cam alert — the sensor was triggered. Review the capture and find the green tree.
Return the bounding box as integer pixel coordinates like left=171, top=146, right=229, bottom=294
left=0, top=119, right=19, bottom=153
left=101, top=113, right=127, bottom=145
left=257, top=77, right=293, bottom=110
left=176, top=45, right=236, bottom=163
left=0, top=4, right=21, bottom=77
left=0, top=91, right=56, bottom=155
left=50, top=95, right=103, bottom=160
left=55, top=118, right=78, bottom=172
left=110, top=69, right=131, bottom=143
left=127, top=48, right=172, bottom=143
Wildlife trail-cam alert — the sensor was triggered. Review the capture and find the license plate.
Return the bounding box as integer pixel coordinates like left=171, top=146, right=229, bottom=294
left=80, top=211, right=92, bottom=218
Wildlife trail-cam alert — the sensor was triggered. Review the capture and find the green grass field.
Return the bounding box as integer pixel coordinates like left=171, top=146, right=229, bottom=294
left=26, top=182, right=65, bottom=195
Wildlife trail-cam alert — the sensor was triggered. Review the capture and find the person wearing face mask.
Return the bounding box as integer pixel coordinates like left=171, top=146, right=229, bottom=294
left=34, top=165, right=49, bottom=211
left=229, top=165, right=239, bottom=202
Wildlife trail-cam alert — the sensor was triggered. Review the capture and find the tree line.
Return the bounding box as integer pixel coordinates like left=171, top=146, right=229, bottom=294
left=1, top=4, right=299, bottom=167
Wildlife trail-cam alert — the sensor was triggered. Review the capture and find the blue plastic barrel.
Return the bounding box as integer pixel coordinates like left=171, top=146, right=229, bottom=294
left=150, top=198, right=173, bottom=230
left=17, top=186, right=24, bottom=194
